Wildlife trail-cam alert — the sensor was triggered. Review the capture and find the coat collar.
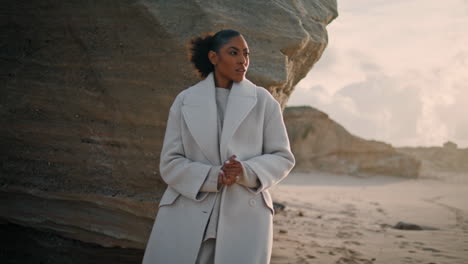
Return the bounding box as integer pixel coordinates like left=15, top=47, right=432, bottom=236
left=181, top=72, right=257, bottom=164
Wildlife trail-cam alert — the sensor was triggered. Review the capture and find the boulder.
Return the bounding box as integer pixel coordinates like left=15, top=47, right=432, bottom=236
left=393, top=221, right=423, bottom=230
left=0, top=0, right=337, bottom=262
left=392, top=221, right=438, bottom=231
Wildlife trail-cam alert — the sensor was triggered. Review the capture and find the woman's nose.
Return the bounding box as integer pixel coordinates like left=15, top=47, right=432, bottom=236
left=239, top=55, right=247, bottom=65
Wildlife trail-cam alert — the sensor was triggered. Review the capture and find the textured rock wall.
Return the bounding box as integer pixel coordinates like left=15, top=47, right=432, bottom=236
left=284, top=106, right=421, bottom=178
left=140, top=0, right=338, bottom=105
left=0, top=0, right=337, bottom=262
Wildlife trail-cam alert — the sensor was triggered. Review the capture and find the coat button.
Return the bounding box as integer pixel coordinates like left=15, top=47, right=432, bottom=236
left=249, top=199, right=256, bottom=207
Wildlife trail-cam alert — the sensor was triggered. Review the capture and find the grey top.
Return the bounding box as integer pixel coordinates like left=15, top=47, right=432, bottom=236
left=215, top=87, right=230, bottom=134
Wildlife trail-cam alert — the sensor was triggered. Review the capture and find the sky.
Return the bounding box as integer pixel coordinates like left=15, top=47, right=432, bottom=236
left=288, top=0, right=468, bottom=148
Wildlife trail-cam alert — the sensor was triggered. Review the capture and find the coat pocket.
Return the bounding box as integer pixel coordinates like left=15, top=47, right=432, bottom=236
left=260, top=190, right=275, bottom=215
left=158, top=187, right=181, bottom=207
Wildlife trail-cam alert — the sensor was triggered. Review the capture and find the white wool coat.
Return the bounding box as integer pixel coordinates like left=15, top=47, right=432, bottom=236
left=142, top=72, right=295, bottom=264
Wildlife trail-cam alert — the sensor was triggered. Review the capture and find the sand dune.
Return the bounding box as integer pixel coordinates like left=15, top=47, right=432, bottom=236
left=270, top=172, right=468, bottom=264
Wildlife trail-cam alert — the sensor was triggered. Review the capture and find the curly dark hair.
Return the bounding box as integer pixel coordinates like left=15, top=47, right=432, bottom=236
left=188, top=29, right=241, bottom=78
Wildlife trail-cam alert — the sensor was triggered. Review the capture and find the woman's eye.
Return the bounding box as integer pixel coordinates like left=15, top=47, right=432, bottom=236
left=230, top=51, right=237, bottom=55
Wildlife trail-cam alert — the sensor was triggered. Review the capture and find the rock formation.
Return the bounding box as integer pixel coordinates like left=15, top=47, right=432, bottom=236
left=0, top=0, right=337, bottom=262
left=284, top=106, right=420, bottom=178
left=397, top=143, right=468, bottom=181
left=443, top=141, right=458, bottom=150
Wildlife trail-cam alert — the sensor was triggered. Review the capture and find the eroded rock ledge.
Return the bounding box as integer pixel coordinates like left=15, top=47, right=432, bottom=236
left=284, top=106, right=421, bottom=178
left=0, top=0, right=338, bottom=261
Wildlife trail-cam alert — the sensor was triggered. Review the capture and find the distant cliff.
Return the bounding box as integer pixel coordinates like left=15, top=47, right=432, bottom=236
left=397, top=143, right=468, bottom=181
left=0, top=0, right=338, bottom=263
left=284, top=106, right=421, bottom=178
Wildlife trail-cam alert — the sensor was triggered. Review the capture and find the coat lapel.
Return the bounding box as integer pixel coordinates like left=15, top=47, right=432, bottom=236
left=181, top=72, right=258, bottom=165
left=219, top=77, right=257, bottom=162
left=181, top=73, right=220, bottom=165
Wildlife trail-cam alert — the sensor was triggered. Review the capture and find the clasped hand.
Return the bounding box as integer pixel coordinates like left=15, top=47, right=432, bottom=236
left=218, top=155, right=243, bottom=186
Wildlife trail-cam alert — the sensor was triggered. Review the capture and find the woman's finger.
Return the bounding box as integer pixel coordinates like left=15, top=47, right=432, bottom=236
left=225, top=155, right=239, bottom=165
left=219, top=170, right=228, bottom=185
left=224, top=166, right=242, bottom=175
left=218, top=174, right=224, bottom=185
left=223, top=163, right=241, bottom=171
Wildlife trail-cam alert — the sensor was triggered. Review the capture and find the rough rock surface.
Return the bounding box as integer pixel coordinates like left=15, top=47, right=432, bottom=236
left=0, top=0, right=337, bottom=262
left=284, top=106, right=421, bottom=178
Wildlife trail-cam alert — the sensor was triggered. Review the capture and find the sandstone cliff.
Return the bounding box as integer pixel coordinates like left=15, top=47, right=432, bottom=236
left=0, top=0, right=338, bottom=262
left=397, top=143, right=468, bottom=182
left=284, top=106, right=421, bottom=178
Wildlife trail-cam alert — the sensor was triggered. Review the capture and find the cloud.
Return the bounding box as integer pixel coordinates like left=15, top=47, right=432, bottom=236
left=297, top=67, right=423, bottom=146
left=288, top=0, right=468, bottom=148
left=428, top=52, right=468, bottom=145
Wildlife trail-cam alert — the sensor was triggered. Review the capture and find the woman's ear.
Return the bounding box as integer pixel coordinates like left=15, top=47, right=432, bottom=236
left=208, top=50, right=218, bottom=66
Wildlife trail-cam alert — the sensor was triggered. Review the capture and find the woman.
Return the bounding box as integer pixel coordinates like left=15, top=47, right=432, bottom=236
left=142, top=29, right=295, bottom=264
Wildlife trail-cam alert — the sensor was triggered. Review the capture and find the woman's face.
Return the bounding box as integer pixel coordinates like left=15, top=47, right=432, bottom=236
left=209, top=35, right=250, bottom=88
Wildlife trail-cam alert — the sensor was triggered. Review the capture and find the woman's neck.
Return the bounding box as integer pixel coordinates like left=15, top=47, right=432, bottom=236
left=213, top=71, right=233, bottom=89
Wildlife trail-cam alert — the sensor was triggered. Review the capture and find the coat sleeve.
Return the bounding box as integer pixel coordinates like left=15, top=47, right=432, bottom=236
left=243, top=97, right=295, bottom=194
left=159, top=91, right=221, bottom=201
left=237, top=162, right=261, bottom=188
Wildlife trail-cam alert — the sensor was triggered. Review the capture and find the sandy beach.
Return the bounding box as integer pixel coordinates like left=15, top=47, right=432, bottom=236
left=270, top=171, right=468, bottom=264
